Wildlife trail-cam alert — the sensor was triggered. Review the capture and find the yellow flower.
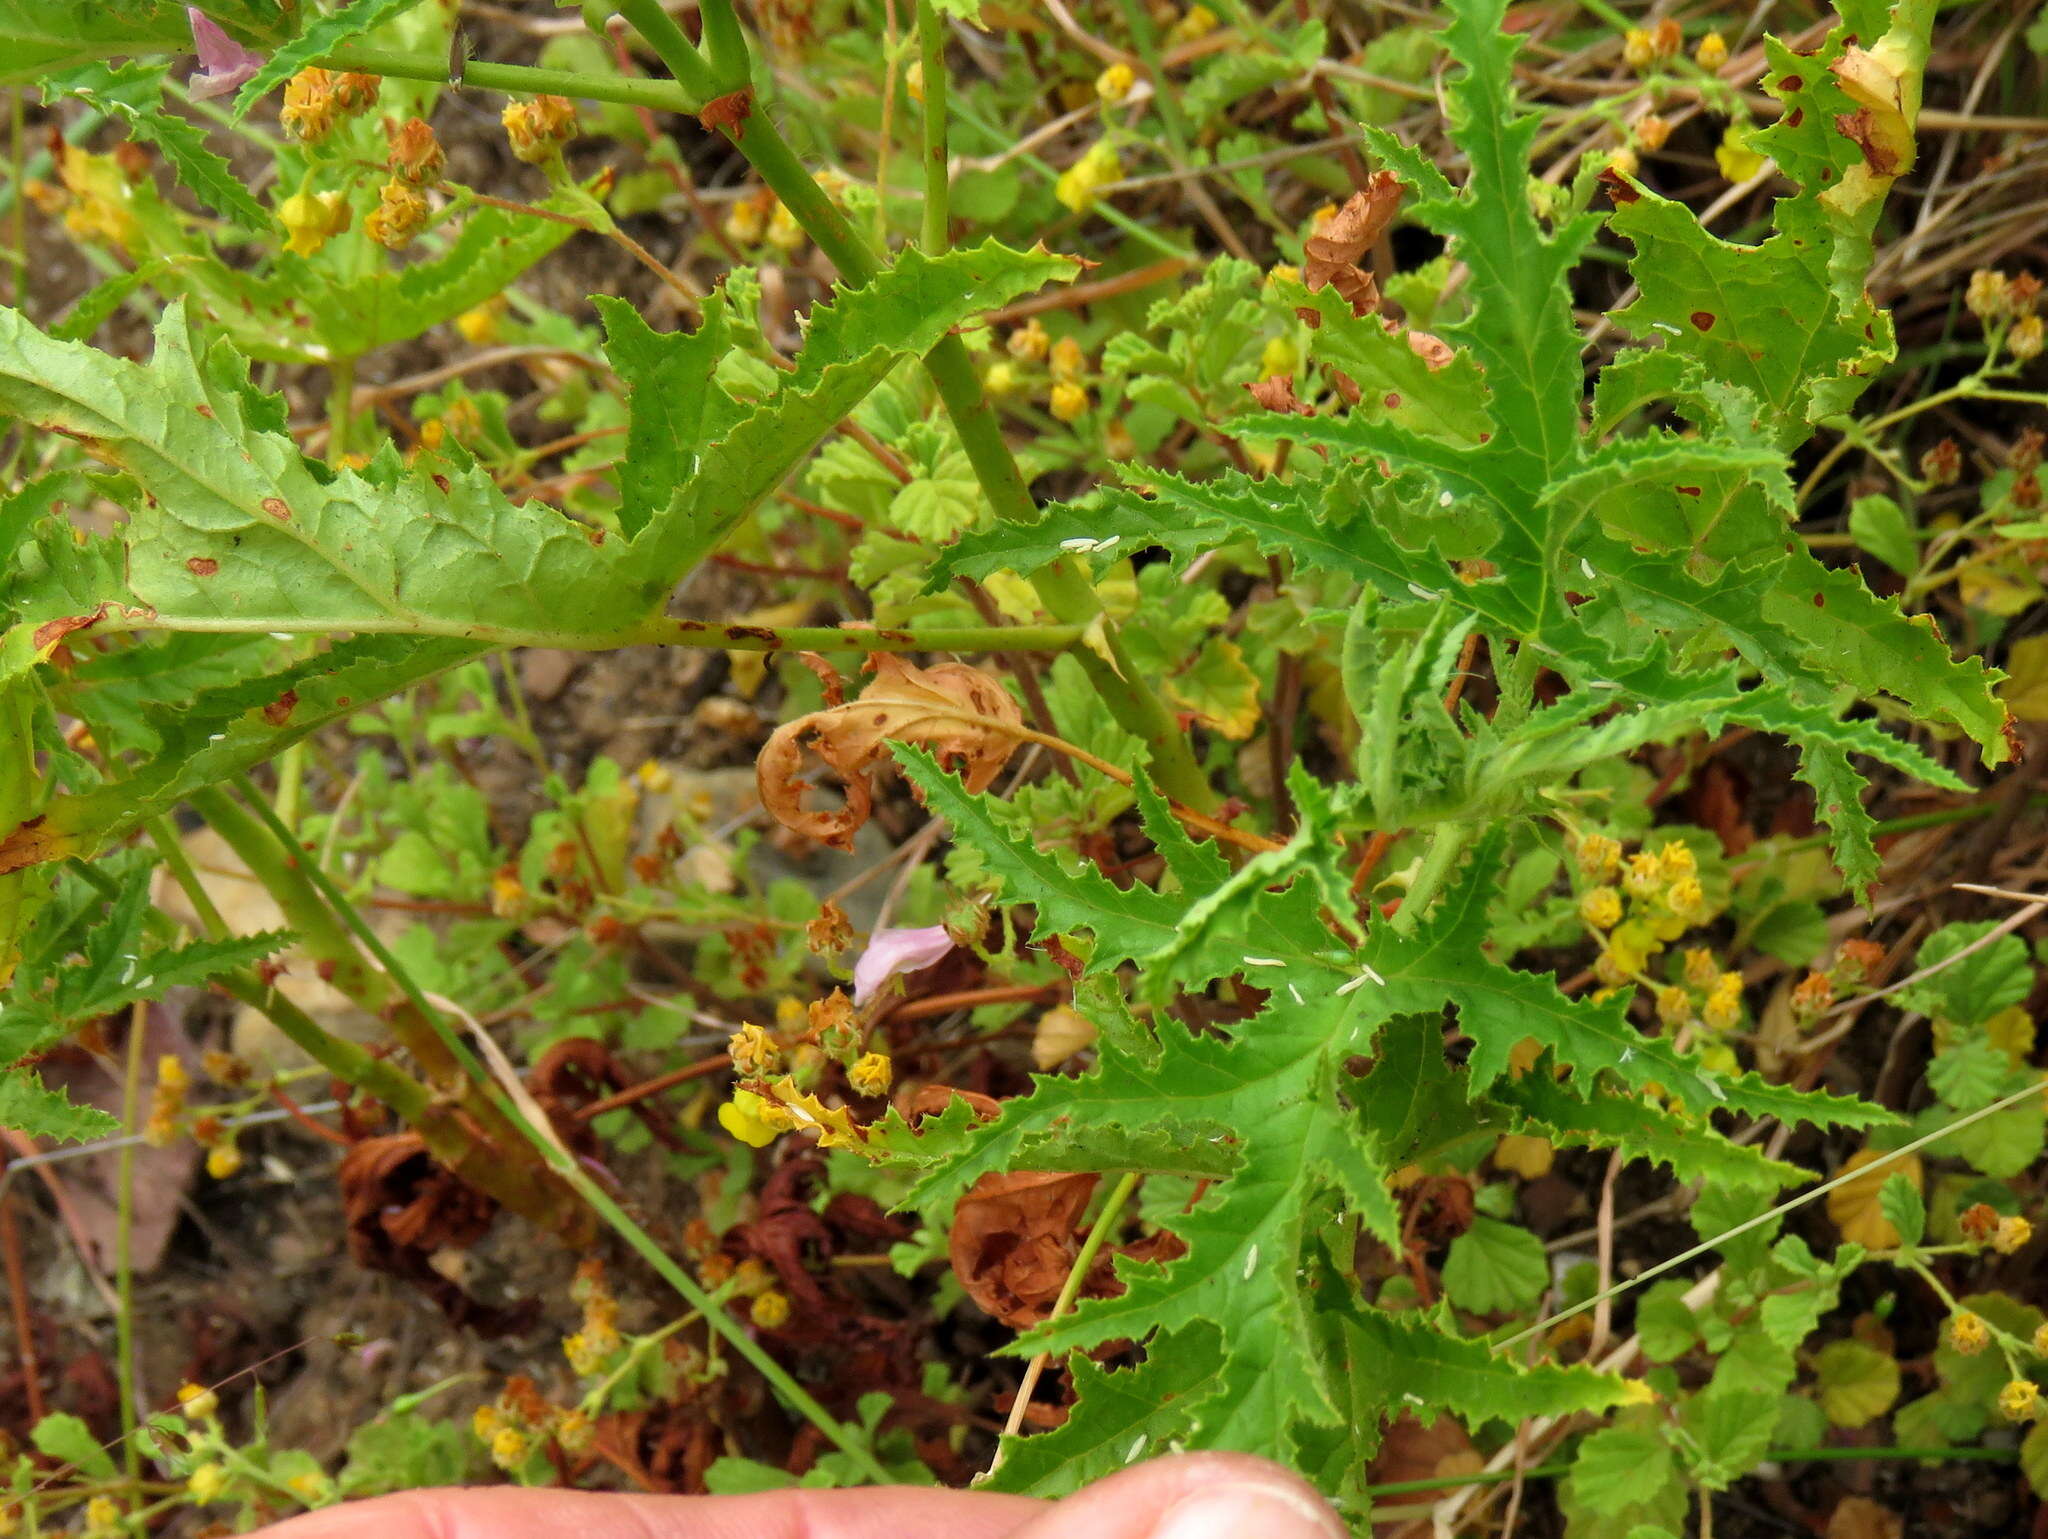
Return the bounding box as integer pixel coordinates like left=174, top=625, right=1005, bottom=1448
left=1695, top=30, right=1728, bottom=69
left=1682, top=948, right=1719, bottom=988
left=1604, top=919, right=1654, bottom=977
left=905, top=60, right=924, bottom=104
left=1622, top=851, right=1663, bottom=898
left=177, top=1382, right=219, bottom=1420
left=1097, top=63, right=1136, bottom=103
left=489, top=1426, right=531, bottom=1470
left=1167, top=4, right=1217, bottom=44
left=767, top=200, right=805, bottom=255
left=1575, top=833, right=1622, bottom=882
left=1948, top=1311, right=1989, bottom=1355
left=1968, top=269, right=2012, bottom=322
left=555, top=1408, right=594, bottom=1453
left=750, top=1289, right=792, bottom=1328
left=286, top=1471, right=331, bottom=1505
left=1654, top=841, right=1696, bottom=881
left=1622, top=27, right=1656, bottom=70
left=1055, top=139, right=1123, bottom=214
left=365, top=179, right=429, bottom=251
left=848, top=1051, right=893, bottom=1097
left=1635, top=113, right=1673, bottom=152
left=2011, top=314, right=2045, bottom=363
left=472, top=1404, right=502, bottom=1440
left=760, top=1076, right=864, bottom=1148
left=186, top=1464, right=229, bottom=1503
left=206, top=1142, right=243, bottom=1180
left=1715, top=124, right=1766, bottom=183
left=1655, top=986, right=1692, bottom=1027
left=728, top=1024, right=783, bottom=1078
left=984, top=359, right=1021, bottom=397
left=158, top=1055, right=189, bottom=1091
left=725, top=196, right=769, bottom=245
left=84, top=1497, right=120, bottom=1534
left=1665, top=875, right=1704, bottom=922
left=1995, top=1215, right=2034, bottom=1255
left=503, top=95, right=577, bottom=164
left=718, top=1089, right=784, bottom=1148
left=280, top=68, right=339, bottom=142
left=1259, top=336, right=1299, bottom=380
left=1007, top=318, right=1051, bottom=362
left=2001, top=1378, right=2042, bottom=1422
left=1050, top=381, right=1091, bottom=423
left=1579, top=887, right=1623, bottom=930
left=1050, top=336, right=1088, bottom=383
left=455, top=297, right=506, bottom=345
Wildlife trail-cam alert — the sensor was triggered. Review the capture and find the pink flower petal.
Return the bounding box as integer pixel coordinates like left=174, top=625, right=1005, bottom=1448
left=187, top=9, right=264, bottom=100
left=852, top=924, right=954, bottom=1004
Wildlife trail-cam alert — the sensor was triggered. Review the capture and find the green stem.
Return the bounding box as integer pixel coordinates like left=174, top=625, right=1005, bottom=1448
left=115, top=1001, right=144, bottom=1491
left=317, top=46, right=706, bottom=114
left=1390, top=823, right=1473, bottom=935
left=185, top=784, right=576, bottom=1232
left=917, top=0, right=948, bottom=253
left=326, top=355, right=357, bottom=467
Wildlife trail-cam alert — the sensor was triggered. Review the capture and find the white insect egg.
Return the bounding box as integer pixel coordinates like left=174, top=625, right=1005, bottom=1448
left=1243, top=1246, right=1259, bottom=1279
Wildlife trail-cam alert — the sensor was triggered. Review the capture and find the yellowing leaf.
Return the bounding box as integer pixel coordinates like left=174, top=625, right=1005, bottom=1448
left=1813, top=1338, right=1901, bottom=1428
left=1827, top=1149, right=1923, bottom=1248
left=1987, top=1004, right=2037, bottom=1067
left=1493, top=1134, right=1554, bottom=1180
left=1999, top=635, right=2048, bottom=722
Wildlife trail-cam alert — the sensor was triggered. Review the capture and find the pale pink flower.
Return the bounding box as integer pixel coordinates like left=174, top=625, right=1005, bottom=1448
left=187, top=9, right=264, bottom=100
left=852, top=924, right=954, bottom=1004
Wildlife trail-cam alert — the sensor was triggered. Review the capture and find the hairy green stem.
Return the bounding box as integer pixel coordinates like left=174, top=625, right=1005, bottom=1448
left=185, top=784, right=576, bottom=1232
left=115, top=1000, right=144, bottom=1491
left=317, top=46, right=704, bottom=113
left=917, top=0, right=948, bottom=252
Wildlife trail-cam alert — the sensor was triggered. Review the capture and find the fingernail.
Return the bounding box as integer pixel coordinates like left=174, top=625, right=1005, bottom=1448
left=1149, top=1480, right=1345, bottom=1539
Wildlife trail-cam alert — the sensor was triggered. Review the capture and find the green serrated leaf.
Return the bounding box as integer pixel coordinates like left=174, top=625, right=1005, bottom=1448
left=1440, top=1216, right=1547, bottom=1315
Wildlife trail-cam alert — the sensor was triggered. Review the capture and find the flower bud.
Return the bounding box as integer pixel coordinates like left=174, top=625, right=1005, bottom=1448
left=1050, top=381, right=1091, bottom=422
left=1007, top=317, right=1051, bottom=361
left=1097, top=62, right=1136, bottom=103
left=366, top=179, right=429, bottom=250
left=1948, top=1311, right=1989, bottom=1355
left=848, top=1051, right=893, bottom=1097
left=1579, top=886, right=1622, bottom=929
left=387, top=117, right=446, bottom=185
left=1695, top=30, right=1728, bottom=69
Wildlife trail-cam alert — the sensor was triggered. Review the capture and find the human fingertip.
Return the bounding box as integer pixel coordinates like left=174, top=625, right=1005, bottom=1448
left=1147, top=1478, right=1346, bottom=1539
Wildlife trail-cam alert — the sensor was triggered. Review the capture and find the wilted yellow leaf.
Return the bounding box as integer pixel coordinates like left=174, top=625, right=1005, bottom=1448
left=1814, top=1338, right=1901, bottom=1428
left=1493, top=1134, right=1554, bottom=1180
left=1827, top=1148, right=1922, bottom=1248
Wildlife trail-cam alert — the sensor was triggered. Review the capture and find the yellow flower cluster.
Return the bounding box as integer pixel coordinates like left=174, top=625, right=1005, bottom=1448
left=503, top=95, right=578, bottom=166
left=562, top=1258, right=623, bottom=1376
left=1577, top=836, right=1709, bottom=990
left=278, top=190, right=350, bottom=258
left=279, top=68, right=379, bottom=143
left=2000, top=1378, right=2043, bottom=1422
left=1947, top=1310, right=1989, bottom=1355
left=1055, top=139, right=1123, bottom=215
left=365, top=179, right=429, bottom=251
left=145, top=1054, right=188, bottom=1147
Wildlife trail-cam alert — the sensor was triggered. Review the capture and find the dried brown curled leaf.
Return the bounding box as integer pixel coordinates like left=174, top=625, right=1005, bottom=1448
left=1245, top=376, right=1312, bottom=415
left=1303, top=172, right=1402, bottom=317
left=756, top=653, right=1023, bottom=851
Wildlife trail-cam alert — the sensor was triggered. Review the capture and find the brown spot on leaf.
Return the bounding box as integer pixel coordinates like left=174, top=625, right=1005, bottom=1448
left=1384, top=392, right=1402, bottom=409
left=32, top=605, right=111, bottom=656
left=262, top=689, right=299, bottom=727
left=1598, top=167, right=1640, bottom=204
left=195, top=404, right=213, bottom=418
left=1814, top=592, right=1826, bottom=608
left=1676, top=485, right=1701, bottom=496
left=1690, top=311, right=1716, bottom=331
left=1835, top=109, right=1901, bottom=177
left=1406, top=331, right=1454, bottom=371
left=0, top=814, right=67, bottom=875
left=1295, top=306, right=1321, bottom=330
left=1245, top=376, right=1311, bottom=415
left=1787, top=108, right=1804, bottom=128
left=261, top=497, right=290, bottom=520
left=1780, top=74, right=1804, bottom=91
left=186, top=556, right=219, bottom=576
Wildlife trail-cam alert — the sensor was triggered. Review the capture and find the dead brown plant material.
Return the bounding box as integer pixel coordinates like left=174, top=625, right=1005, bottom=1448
left=756, top=654, right=1024, bottom=851
left=1303, top=172, right=1401, bottom=316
